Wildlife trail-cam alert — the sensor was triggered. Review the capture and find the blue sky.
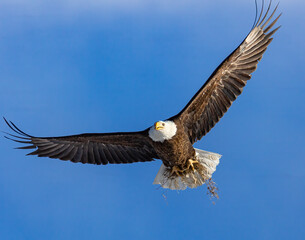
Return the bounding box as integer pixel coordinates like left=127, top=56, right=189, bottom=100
left=0, top=0, right=304, bottom=239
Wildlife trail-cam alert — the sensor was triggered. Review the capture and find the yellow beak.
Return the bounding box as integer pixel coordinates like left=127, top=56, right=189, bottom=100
left=155, top=122, right=164, bottom=130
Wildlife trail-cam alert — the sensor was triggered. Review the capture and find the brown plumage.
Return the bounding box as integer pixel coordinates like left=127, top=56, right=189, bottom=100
left=4, top=118, right=157, bottom=165
left=170, top=2, right=281, bottom=144
left=4, top=1, right=281, bottom=191
left=150, top=121, right=195, bottom=167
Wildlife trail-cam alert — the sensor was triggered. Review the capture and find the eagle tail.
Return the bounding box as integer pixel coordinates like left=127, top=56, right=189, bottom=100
left=153, top=149, right=221, bottom=190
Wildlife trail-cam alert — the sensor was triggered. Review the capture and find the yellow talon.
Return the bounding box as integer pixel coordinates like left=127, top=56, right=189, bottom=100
left=187, top=159, right=199, bottom=171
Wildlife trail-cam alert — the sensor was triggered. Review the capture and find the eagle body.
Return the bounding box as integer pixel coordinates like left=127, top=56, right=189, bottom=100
left=4, top=1, right=281, bottom=191
left=148, top=120, right=196, bottom=167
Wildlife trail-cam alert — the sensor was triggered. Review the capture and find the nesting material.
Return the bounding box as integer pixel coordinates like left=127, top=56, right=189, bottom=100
left=153, top=149, right=221, bottom=195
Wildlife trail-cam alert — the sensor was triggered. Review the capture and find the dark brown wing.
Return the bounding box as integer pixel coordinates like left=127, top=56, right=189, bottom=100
left=4, top=118, right=158, bottom=165
left=170, top=1, right=281, bottom=144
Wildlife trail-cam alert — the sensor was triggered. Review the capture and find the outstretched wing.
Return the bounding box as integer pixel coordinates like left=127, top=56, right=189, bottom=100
left=4, top=118, right=158, bottom=165
left=171, top=1, right=281, bottom=144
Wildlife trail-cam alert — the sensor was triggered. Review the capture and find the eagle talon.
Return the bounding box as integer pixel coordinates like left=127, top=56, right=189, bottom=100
left=187, top=159, right=199, bottom=171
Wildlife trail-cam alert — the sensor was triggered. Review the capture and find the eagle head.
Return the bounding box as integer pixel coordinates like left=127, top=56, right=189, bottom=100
left=148, top=120, right=177, bottom=142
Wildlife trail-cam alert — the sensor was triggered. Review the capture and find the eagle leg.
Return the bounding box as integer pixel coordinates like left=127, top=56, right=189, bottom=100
left=170, top=166, right=184, bottom=177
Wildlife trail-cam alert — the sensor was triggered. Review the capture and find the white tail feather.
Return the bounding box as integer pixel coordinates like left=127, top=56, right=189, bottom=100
left=153, top=149, right=221, bottom=190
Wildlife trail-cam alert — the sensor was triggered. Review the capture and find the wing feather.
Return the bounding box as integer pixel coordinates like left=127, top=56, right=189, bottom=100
left=171, top=1, right=281, bottom=143
left=4, top=118, right=158, bottom=165
left=92, top=143, right=102, bottom=165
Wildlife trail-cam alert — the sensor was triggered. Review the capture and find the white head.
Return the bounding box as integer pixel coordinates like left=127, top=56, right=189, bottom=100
left=148, top=120, right=177, bottom=142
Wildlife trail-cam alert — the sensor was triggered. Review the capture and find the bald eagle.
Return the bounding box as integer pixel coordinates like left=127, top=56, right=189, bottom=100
left=4, top=1, right=281, bottom=191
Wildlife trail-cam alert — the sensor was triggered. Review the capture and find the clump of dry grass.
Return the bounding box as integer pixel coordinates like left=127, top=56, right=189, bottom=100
left=205, top=178, right=219, bottom=203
